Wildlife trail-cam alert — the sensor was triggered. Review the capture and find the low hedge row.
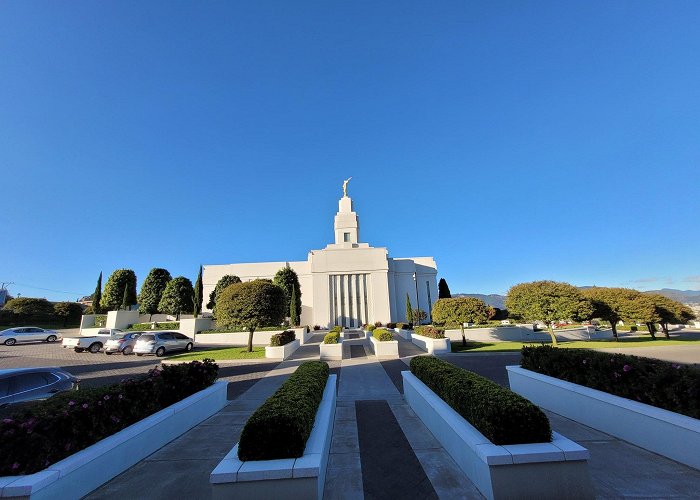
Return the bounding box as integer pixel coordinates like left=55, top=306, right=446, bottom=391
left=330, top=325, right=342, bottom=333
left=270, top=330, right=296, bottom=346
left=396, top=322, right=412, bottom=330
left=521, top=346, right=700, bottom=418
left=414, top=326, right=445, bottom=339
left=386, top=322, right=397, bottom=328
left=0, top=359, right=219, bottom=476
left=366, top=324, right=377, bottom=332
left=238, top=361, right=330, bottom=461
left=323, top=332, right=340, bottom=344
left=127, top=321, right=180, bottom=331
left=373, top=328, right=394, bottom=341
left=199, top=325, right=287, bottom=334
left=410, top=356, right=551, bottom=445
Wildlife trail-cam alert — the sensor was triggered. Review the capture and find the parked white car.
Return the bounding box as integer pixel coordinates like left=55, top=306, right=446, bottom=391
left=0, top=327, right=62, bottom=346
left=61, top=329, right=124, bottom=353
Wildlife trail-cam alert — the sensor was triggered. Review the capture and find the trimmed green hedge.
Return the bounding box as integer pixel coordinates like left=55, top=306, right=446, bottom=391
left=330, top=325, right=342, bottom=333
left=386, top=322, right=397, bottom=328
left=414, top=326, right=445, bottom=339
left=396, top=322, right=412, bottom=330
left=373, top=328, right=394, bottom=341
left=269, top=330, right=295, bottom=346
left=238, top=361, right=330, bottom=461
left=366, top=324, right=376, bottom=332
left=521, top=346, right=700, bottom=418
left=199, top=325, right=287, bottom=334
left=94, top=315, right=107, bottom=327
left=127, top=321, right=180, bottom=331
left=410, top=356, right=551, bottom=445
left=323, top=332, right=340, bottom=344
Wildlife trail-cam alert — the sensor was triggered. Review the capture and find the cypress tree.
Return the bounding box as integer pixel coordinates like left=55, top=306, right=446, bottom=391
left=121, top=286, right=130, bottom=311
left=92, top=272, right=103, bottom=314
left=290, top=287, right=300, bottom=326
left=438, top=278, right=452, bottom=299
left=406, top=293, right=413, bottom=324
left=194, top=265, right=203, bottom=318
left=138, top=268, right=172, bottom=320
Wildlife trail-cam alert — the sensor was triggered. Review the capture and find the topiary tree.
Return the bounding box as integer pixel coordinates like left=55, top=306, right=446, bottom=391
left=193, top=265, right=203, bottom=318
left=158, top=276, right=195, bottom=320
left=273, top=265, right=301, bottom=322
left=405, top=293, right=413, bottom=325
left=138, top=268, right=172, bottom=320
left=3, top=298, right=55, bottom=325
left=53, top=302, right=83, bottom=327
left=216, top=280, right=286, bottom=352
left=100, top=269, right=137, bottom=312
left=505, top=280, right=593, bottom=346
left=92, top=272, right=103, bottom=314
left=290, top=287, right=300, bottom=326
left=438, top=278, right=452, bottom=299
left=432, top=297, right=490, bottom=346
left=207, top=275, right=242, bottom=310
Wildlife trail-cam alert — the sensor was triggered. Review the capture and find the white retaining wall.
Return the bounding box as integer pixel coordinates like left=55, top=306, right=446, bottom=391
left=368, top=335, right=399, bottom=358
left=265, top=339, right=300, bottom=360
left=410, top=333, right=450, bottom=354
left=445, top=326, right=612, bottom=343
left=194, top=331, right=285, bottom=347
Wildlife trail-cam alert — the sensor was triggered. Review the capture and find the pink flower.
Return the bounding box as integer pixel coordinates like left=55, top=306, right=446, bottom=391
left=582, top=360, right=587, bottom=364
left=103, top=395, right=110, bottom=401
left=623, top=365, right=632, bottom=372
left=68, top=401, right=76, bottom=406
left=118, top=394, right=123, bottom=400
left=11, top=462, right=20, bottom=470
left=2, top=418, right=14, bottom=424
left=82, top=403, right=88, bottom=409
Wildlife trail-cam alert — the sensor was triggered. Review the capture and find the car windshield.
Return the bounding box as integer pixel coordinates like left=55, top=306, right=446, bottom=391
left=140, top=334, right=155, bottom=342
left=113, top=333, right=129, bottom=339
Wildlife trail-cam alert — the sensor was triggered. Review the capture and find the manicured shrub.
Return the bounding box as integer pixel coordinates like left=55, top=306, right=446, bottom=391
left=366, top=324, right=376, bottom=332
left=386, top=322, right=397, bottom=329
left=94, top=315, right=107, bottom=327
left=313, top=325, right=321, bottom=331
left=0, top=360, right=218, bottom=476
left=127, top=322, right=180, bottom=331
left=270, top=330, right=296, bottom=346
left=330, top=325, right=342, bottom=333
left=521, top=346, right=700, bottom=418
left=410, top=356, right=551, bottom=445
left=373, top=328, right=394, bottom=342
left=414, top=326, right=445, bottom=339
left=396, top=322, right=412, bottom=330
left=323, top=332, right=340, bottom=344
left=374, top=321, right=383, bottom=327
left=238, top=361, right=330, bottom=461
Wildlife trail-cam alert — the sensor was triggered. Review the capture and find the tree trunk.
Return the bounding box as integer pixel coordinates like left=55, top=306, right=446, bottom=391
left=149, top=313, right=153, bottom=321
left=461, top=324, right=466, bottom=347
left=248, top=328, right=254, bottom=353
left=611, top=322, right=618, bottom=341
left=547, top=324, right=558, bottom=346
left=661, top=322, right=670, bottom=339
left=646, top=323, right=656, bottom=339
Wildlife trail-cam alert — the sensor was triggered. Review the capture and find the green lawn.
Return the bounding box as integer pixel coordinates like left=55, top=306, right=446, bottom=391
left=168, top=346, right=266, bottom=361
left=450, top=337, right=700, bottom=353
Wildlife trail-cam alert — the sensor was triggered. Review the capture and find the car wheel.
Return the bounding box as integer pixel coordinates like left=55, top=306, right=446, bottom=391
left=105, top=351, right=112, bottom=355
left=88, top=343, right=102, bottom=354
left=4, top=338, right=16, bottom=346
left=122, top=346, right=133, bottom=355
left=136, top=353, right=143, bottom=356
left=74, top=347, right=84, bottom=353
left=155, top=347, right=166, bottom=357
left=185, top=343, right=193, bottom=352
left=46, top=335, right=57, bottom=342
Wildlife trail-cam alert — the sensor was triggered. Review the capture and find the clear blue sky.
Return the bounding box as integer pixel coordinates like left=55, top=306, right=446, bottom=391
left=2, top=1, right=699, bottom=301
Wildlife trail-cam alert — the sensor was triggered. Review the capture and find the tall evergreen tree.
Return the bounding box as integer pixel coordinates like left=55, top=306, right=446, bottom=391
left=92, top=272, right=103, bottom=314
left=207, top=275, right=242, bottom=310
left=138, top=268, right=172, bottom=320
left=290, top=286, right=300, bottom=326
left=100, top=269, right=137, bottom=311
left=193, top=265, right=203, bottom=318
left=406, top=293, right=413, bottom=324
left=438, top=278, right=452, bottom=299
left=158, top=276, right=195, bottom=320
left=273, top=265, right=302, bottom=321
left=121, top=286, right=130, bottom=310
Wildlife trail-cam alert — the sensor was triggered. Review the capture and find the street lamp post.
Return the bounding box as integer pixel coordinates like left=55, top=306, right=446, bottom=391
left=413, top=272, right=421, bottom=325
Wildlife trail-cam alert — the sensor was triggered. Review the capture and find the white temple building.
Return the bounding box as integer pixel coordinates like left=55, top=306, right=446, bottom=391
left=202, top=185, right=438, bottom=328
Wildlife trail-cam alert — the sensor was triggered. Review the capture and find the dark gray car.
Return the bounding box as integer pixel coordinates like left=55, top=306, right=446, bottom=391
left=0, top=367, right=79, bottom=408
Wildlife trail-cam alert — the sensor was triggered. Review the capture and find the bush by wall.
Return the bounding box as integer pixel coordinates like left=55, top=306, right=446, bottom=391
left=386, top=322, right=397, bottom=329
left=198, top=325, right=287, bottom=334
left=269, top=330, right=296, bottom=346
left=0, top=359, right=218, bottom=476
left=313, top=325, right=321, bottom=331
left=414, top=326, right=445, bottom=339
left=127, top=322, right=180, bottom=331
left=521, top=346, right=700, bottom=418
left=330, top=325, right=342, bottom=333
left=366, top=324, right=376, bottom=332
left=410, top=356, right=551, bottom=445
left=374, top=321, right=383, bottom=327
left=238, top=361, right=330, bottom=461
left=396, top=322, right=412, bottom=330
left=373, top=328, right=394, bottom=342
left=94, top=315, right=107, bottom=327
left=323, top=332, right=340, bottom=344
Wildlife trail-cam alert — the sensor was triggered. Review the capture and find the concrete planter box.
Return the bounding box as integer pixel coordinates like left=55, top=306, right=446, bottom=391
left=294, top=327, right=313, bottom=345
left=0, top=381, right=228, bottom=499
left=265, top=339, right=300, bottom=360
left=394, top=328, right=412, bottom=340
left=319, top=340, right=343, bottom=361
left=411, top=333, right=450, bottom=354
left=402, top=372, right=592, bottom=500
left=368, top=335, right=399, bottom=358
left=211, top=375, right=337, bottom=499
left=507, top=366, right=700, bottom=470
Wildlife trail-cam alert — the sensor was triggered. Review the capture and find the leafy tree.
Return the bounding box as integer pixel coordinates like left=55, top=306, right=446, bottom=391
left=273, top=266, right=302, bottom=322
left=138, top=268, right=172, bottom=320
left=158, top=277, right=195, bottom=320
left=216, top=280, right=286, bottom=352
left=290, top=287, right=300, bottom=326
left=412, top=309, right=427, bottom=325
left=193, top=265, right=203, bottom=318
left=100, top=269, right=137, bottom=312
left=3, top=298, right=54, bottom=325
left=207, top=275, right=242, bottom=310
left=432, top=297, right=490, bottom=346
left=505, top=280, right=593, bottom=346
left=92, top=272, right=103, bottom=314
left=53, top=302, right=83, bottom=327
left=438, top=278, right=452, bottom=299
left=619, top=293, right=661, bottom=339
left=405, top=293, right=413, bottom=324
left=582, top=287, right=640, bottom=341
left=644, top=294, right=696, bottom=339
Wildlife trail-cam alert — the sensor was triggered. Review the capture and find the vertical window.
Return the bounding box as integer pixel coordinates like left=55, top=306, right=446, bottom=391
left=343, top=232, right=350, bottom=242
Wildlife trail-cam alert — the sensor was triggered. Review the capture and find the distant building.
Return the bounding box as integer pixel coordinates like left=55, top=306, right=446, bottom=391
left=203, top=187, right=438, bottom=328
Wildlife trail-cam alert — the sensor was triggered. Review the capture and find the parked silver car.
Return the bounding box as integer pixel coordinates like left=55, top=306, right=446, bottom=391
left=104, top=332, right=143, bottom=355
left=0, top=327, right=62, bottom=346
left=0, top=367, right=79, bottom=408
left=134, top=331, right=194, bottom=357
